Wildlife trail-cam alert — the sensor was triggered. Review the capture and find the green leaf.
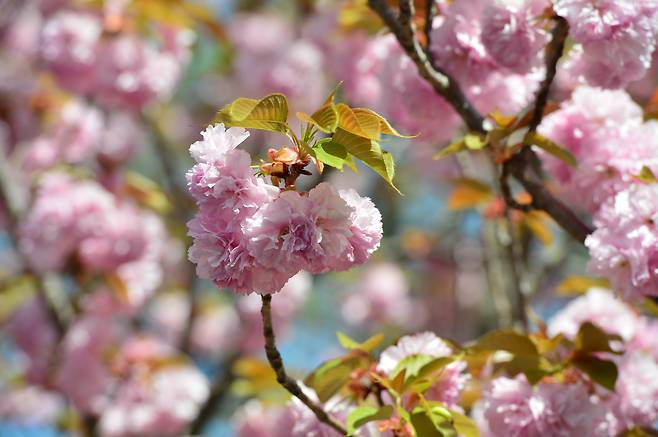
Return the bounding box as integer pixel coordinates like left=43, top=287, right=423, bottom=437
left=633, top=166, right=658, bottom=184
left=575, top=322, right=621, bottom=354
left=525, top=132, right=577, bottom=167
left=353, top=108, right=414, bottom=139
left=464, top=134, right=486, bottom=150
left=572, top=355, right=618, bottom=390
left=297, top=89, right=339, bottom=133
left=336, top=332, right=384, bottom=352
left=305, top=353, right=367, bottom=402
left=451, top=410, right=480, bottom=437
left=617, top=427, right=658, bottom=437
left=214, top=93, right=289, bottom=133
left=329, top=128, right=399, bottom=192
left=411, top=403, right=457, bottom=437
left=346, top=405, right=393, bottom=436
left=391, top=354, right=437, bottom=380
left=469, top=330, right=543, bottom=383
left=313, top=141, right=348, bottom=169
left=433, top=139, right=466, bottom=160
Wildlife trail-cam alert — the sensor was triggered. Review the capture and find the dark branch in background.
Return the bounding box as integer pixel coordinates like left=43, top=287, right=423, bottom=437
left=501, top=16, right=593, bottom=244
left=261, top=294, right=347, bottom=435
left=369, top=0, right=592, bottom=244
left=188, top=351, right=241, bottom=435
left=0, top=159, right=67, bottom=336
left=368, top=0, right=485, bottom=133
left=423, top=0, right=436, bottom=63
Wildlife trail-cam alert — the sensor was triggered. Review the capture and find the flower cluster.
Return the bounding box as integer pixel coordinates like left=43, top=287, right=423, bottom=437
left=186, top=123, right=383, bottom=295
left=41, top=10, right=190, bottom=110
left=19, top=173, right=166, bottom=305
left=553, top=0, right=658, bottom=89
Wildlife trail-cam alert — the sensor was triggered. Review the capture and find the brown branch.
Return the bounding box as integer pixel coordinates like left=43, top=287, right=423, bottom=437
left=188, top=351, right=240, bottom=435
left=499, top=16, right=593, bottom=243
left=261, top=294, right=347, bottom=435
left=368, top=0, right=485, bottom=133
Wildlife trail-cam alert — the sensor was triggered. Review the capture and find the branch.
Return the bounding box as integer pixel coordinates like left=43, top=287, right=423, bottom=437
left=501, top=16, right=593, bottom=243
left=188, top=351, right=240, bottom=435
left=261, top=294, right=347, bottom=435
left=368, top=0, right=485, bottom=133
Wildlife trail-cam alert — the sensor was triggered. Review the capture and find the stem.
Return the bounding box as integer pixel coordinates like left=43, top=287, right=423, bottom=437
left=260, top=294, right=347, bottom=435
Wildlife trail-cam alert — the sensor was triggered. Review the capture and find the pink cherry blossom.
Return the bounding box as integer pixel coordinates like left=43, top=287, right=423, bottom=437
left=5, top=298, right=57, bottom=385
left=341, top=263, right=414, bottom=327
left=40, top=10, right=101, bottom=93
left=96, top=34, right=182, bottom=110
left=481, top=0, right=549, bottom=74
left=480, top=375, right=607, bottom=436
left=245, top=183, right=352, bottom=274
left=586, top=183, right=658, bottom=300
left=547, top=288, right=639, bottom=341
left=97, top=113, right=143, bottom=166
left=0, top=386, right=65, bottom=424
left=233, top=400, right=295, bottom=437
left=615, top=351, right=658, bottom=429
left=336, top=188, right=383, bottom=270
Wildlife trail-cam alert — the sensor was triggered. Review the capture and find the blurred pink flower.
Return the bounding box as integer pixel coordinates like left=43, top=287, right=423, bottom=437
left=615, top=351, right=658, bottom=429
left=586, top=184, right=658, bottom=300
left=547, top=288, right=639, bottom=341
left=233, top=400, right=295, bottom=437
left=341, top=263, right=414, bottom=327
left=0, top=386, right=65, bottom=424
left=480, top=375, right=607, bottom=436
left=40, top=10, right=101, bottom=93
left=5, top=299, right=57, bottom=385
left=481, top=0, right=549, bottom=74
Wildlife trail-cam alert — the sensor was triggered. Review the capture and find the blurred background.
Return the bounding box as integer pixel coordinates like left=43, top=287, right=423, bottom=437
left=1, top=0, right=657, bottom=436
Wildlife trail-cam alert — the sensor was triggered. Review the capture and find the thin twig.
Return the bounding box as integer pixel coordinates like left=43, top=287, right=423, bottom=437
left=261, top=294, right=347, bottom=435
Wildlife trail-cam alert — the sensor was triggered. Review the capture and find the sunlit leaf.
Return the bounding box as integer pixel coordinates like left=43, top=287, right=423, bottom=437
left=464, top=134, right=486, bottom=150
left=525, top=132, right=577, bottom=167
left=328, top=128, right=399, bottom=192
left=522, top=211, right=553, bottom=246
left=448, top=178, right=492, bottom=210
left=305, top=352, right=368, bottom=402
left=433, top=139, right=466, bottom=160
left=313, top=141, right=348, bottom=169
left=451, top=410, right=480, bottom=437
left=214, top=94, right=289, bottom=133
left=346, top=405, right=393, bottom=436
left=336, top=332, right=384, bottom=352
left=297, top=88, right=339, bottom=133
left=557, top=276, right=610, bottom=296
left=469, top=330, right=544, bottom=383
left=411, top=403, right=457, bottom=437
left=124, top=171, right=171, bottom=214
left=633, top=166, right=658, bottom=184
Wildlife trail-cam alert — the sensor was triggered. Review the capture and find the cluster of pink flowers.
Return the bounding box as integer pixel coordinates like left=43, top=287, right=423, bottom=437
left=538, top=86, right=658, bottom=300
left=19, top=173, right=166, bottom=305
left=40, top=9, right=190, bottom=110
left=548, top=289, right=658, bottom=432
left=186, top=123, right=383, bottom=295
left=553, top=0, right=658, bottom=89
left=477, top=375, right=609, bottom=436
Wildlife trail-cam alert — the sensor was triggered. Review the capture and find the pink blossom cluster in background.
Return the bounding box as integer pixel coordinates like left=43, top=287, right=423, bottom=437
left=186, top=123, right=383, bottom=295
left=478, top=288, right=658, bottom=436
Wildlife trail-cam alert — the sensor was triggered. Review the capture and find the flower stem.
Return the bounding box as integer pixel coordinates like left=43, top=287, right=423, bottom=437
left=260, top=294, right=347, bottom=435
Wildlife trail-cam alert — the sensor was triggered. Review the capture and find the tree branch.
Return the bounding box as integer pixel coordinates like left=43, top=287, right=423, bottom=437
left=261, top=294, right=347, bottom=435
left=368, top=0, right=485, bottom=133
left=501, top=16, right=593, bottom=244
left=188, top=351, right=240, bottom=435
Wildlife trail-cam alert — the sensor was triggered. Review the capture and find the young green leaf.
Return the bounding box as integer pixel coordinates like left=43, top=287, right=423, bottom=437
left=214, top=93, right=289, bottom=133
left=329, top=128, right=399, bottom=192
left=571, top=355, right=618, bottom=391
left=346, top=405, right=393, bottom=436
left=633, top=166, right=658, bottom=184
left=451, top=410, right=480, bottom=437
left=525, top=132, right=577, bottom=167
left=433, top=139, right=466, bottom=160
left=556, top=276, right=610, bottom=296
left=312, top=141, right=349, bottom=169
left=336, top=332, right=385, bottom=352
left=575, top=322, right=622, bottom=354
